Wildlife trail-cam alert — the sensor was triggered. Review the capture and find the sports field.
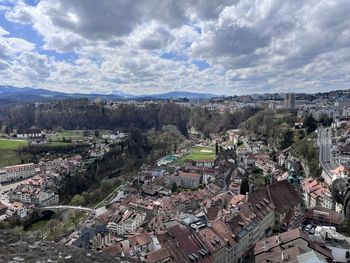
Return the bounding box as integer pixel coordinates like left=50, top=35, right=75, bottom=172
left=179, top=146, right=216, bottom=163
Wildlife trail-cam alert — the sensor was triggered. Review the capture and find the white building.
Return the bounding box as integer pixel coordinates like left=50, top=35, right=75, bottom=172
left=0, top=163, right=36, bottom=183
left=107, top=210, right=146, bottom=236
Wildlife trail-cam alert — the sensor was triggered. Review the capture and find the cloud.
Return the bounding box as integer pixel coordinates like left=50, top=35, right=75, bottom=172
left=0, top=0, right=350, bottom=95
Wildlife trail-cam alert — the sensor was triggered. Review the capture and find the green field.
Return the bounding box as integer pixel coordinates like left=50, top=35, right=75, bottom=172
left=51, top=131, right=84, bottom=142
left=57, top=131, right=83, bottom=137
left=48, top=141, right=74, bottom=146
left=179, top=146, right=216, bottom=163
left=0, top=139, right=30, bottom=168
left=0, top=139, right=29, bottom=149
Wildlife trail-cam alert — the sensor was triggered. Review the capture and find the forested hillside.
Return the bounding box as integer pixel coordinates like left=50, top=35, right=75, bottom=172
left=0, top=99, right=259, bottom=137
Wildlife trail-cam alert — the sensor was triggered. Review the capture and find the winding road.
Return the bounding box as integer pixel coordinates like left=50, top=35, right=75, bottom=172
left=317, top=127, right=336, bottom=182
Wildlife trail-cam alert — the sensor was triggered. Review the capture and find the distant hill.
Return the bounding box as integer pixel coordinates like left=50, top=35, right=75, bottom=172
left=0, top=86, right=216, bottom=103
left=141, top=91, right=216, bottom=99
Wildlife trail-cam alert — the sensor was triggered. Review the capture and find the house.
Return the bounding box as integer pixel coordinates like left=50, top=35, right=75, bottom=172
left=103, top=232, right=152, bottom=259
left=254, top=228, right=334, bottom=262
left=301, top=178, right=334, bottom=210
left=211, top=219, right=237, bottom=263
left=6, top=202, right=24, bottom=217
left=246, top=180, right=302, bottom=231
left=9, top=184, right=59, bottom=206
left=107, top=210, right=146, bottom=236
left=16, top=128, right=43, bottom=138
left=145, top=248, right=171, bottom=263
left=0, top=163, right=36, bottom=183
left=73, top=225, right=111, bottom=250
left=304, top=207, right=344, bottom=227
left=329, top=165, right=349, bottom=184
left=197, top=227, right=227, bottom=263
left=246, top=191, right=276, bottom=238
left=156, top=223, right=212, bottom=263
left=336, top=144, right=350, bottom=168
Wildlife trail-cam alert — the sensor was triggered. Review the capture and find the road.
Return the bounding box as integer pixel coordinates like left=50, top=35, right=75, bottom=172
left=317, top=127, right=336, bottom=181
left=83, top=182, right=127, bottom=225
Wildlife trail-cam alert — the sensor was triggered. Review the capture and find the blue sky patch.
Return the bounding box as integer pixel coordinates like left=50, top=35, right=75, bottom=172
left=160, top=52, right=188, bottom=62
left=192, top=60, right=210, bottom=70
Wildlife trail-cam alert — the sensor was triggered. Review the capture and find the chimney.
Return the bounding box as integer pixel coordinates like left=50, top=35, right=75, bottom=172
left=276, top=234, right=281, bottom=244
left=263, top=241, right=270, bottom=252
left=282, top=251, right=289, bottom=261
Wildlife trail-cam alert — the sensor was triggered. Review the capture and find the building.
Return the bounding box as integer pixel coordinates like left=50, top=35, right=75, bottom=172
left=145, top=248, right=171, bottom=263
left=166, top=172, right=202, bottom=189
left=9, top=184, right=59, bottom=206
left=0, top=163, right=36, bottom=183
left=301, top=178, right=334, bottom=210
left=336, top=144, right=350, bottom=167
left=156, top=223, right=212, bottom=263
left=184, top=159, right=215, bottom=168
left=254, top=228, right=334, bottom=262
left=73, top=225, right=111, bottom=250
left=284, top=93, right=296, bottom=109
left=304, top=207, right=344, bottom=227
left=310, top=107, right=340, bottom=120
left=107, top=210, right=146, bottom=236
left=246, top=180, right=302, bottom=231
left=211, top=219, right=238, bottom=263
left=16, top=128, right=43, bottom=138
left=197, top=227, right=227, bottom=263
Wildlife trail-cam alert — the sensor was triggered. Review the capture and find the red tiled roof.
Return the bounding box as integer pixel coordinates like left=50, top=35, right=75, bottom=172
left=267, top=180, right=302, bottom=213
left=146, top=248, right=170, bottom=263
left=254, top=228, right=333, bottom=260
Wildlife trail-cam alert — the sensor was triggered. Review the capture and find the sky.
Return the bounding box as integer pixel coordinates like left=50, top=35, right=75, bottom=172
left=0, top=0, right=350, bottom=95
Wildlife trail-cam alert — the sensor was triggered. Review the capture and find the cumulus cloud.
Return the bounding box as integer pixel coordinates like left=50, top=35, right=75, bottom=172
left=0, top=0, right=350, bottom=95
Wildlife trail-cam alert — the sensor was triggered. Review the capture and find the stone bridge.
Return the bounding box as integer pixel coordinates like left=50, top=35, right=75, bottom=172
left=37, top=205, right=93, bottom=216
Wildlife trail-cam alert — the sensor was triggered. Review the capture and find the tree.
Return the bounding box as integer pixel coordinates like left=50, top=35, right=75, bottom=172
left=71, top=194, right=85, bottom=206
left=171, top=182, right=178, bottom=193
left=215, top=141, right=219, bottom=155
left=95, top=130, right=100, bottom=137
left=240, top=177, right=250, bottom=195
left=280, top=129, right=294, bottom=149
left=303, top=114, right=317, bottom=134
left=319, top=114, right=332, bottom=127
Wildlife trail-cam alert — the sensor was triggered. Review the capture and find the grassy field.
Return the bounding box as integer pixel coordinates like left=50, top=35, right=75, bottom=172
left=51, top=131, right=84, bottom=142
left=0, top=139, right=30, bottom=168
left=0, top=139, right=29, bottom=150
left=48, top=141, right=74, bottom=146
left=179, top=146, right=216, bottom=163
left=57, top=131, right=83, bottom=137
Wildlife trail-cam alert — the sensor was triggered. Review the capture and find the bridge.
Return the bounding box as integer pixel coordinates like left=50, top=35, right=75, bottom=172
left=37, top=205, right=93, bottom=215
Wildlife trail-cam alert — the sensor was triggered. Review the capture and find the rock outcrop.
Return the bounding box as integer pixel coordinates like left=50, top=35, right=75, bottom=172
left=332, top=178, right=350, bottom=218
left=0, top=230, right=125, bottom=263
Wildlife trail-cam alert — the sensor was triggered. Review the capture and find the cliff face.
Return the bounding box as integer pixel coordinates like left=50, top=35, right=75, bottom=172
left=0, top=230, right=123, bottom=263
left=332, top=178, right=350, bottom=217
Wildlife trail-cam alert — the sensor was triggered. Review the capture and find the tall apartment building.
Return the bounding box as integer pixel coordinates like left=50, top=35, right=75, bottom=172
left=0, top=163, right=36, bottom=183
left=284, top=93, right=296, bottom=109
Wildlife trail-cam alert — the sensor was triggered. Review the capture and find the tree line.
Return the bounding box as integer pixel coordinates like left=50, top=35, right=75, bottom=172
left=0, top=99, right=259, bottom=137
